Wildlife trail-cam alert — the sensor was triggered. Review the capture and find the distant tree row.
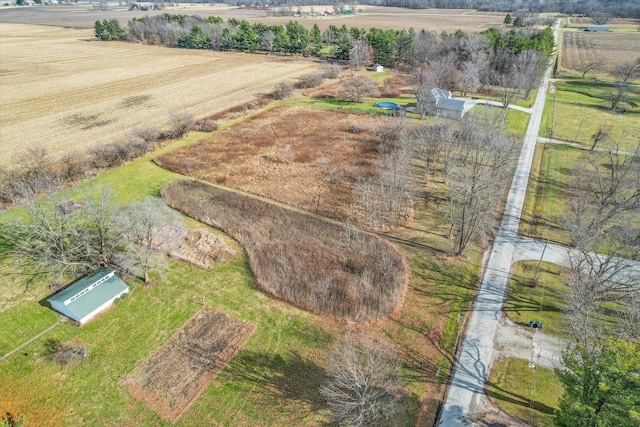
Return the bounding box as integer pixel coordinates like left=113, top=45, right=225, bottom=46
left=209, top=0, right=640, bottom=18
left=118, top=14, right=552, bottom=70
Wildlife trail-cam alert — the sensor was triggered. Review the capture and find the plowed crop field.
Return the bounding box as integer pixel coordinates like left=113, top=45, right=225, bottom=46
left=0, top=24, right=317, bottom=166
left=561, top=30, right=640, bottom=74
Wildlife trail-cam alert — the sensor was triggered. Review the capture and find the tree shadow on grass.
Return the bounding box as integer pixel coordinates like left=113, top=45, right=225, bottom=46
left=226, top=350, right=329, bottom=422
left=485, top=380, right=557, bottom=415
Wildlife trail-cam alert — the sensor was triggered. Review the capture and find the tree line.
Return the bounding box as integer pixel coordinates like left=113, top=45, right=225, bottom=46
left=101, top=13, right=553, bottom=64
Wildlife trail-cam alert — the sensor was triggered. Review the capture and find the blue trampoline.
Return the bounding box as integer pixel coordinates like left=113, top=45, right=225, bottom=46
left=375, top=101, right=400, bottom=109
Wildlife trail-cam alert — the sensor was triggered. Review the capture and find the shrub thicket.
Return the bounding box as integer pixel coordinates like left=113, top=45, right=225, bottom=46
left=162, top=180, right=409, bottom=324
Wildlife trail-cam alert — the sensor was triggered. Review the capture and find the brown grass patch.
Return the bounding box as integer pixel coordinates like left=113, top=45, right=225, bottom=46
left=155, top=106, right=387, bottom=225
left=561, top=31, right=640, bottom=75
left=0, top=24, right=317, bottom=166
left=161, top=180, right=410, bottom=325
left=121, top=307, right=255, bottom=422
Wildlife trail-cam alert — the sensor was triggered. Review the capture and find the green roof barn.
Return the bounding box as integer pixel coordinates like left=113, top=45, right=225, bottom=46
left=47, top=269, right=129, bottom=324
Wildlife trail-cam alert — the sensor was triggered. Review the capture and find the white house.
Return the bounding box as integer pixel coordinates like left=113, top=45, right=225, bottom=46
left=373, top=63, right=384, bottom=73
left=427, top=88, right=473, bottom=120
left=48, top=269, right=129, bottom=324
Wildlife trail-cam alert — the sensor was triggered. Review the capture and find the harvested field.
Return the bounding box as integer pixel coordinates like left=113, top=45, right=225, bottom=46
left=121, top=307, right=255, bottom=422
left=0, top=24, right=317, bottom=166
left=561, top=31, right=640, bottom=75
left=0, top=5, right=507, bottom=33
left=155, top=106, right=413, bottom=230
left=161, top=180, right=410, bottom=324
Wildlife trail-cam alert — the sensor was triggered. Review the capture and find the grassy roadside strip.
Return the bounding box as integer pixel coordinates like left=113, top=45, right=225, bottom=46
left=487, top=358, right=564, bottom=427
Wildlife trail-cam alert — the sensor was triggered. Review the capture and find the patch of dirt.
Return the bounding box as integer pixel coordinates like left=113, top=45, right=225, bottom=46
left=121, top=307, right=255, bottom=422
left=157, top=227, right=235, bottom=269
left=493, top=314, right=566, bottom=371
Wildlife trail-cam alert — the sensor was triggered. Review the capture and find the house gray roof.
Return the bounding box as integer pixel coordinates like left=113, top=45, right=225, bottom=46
left=48, top=269, right=128, bottom=321
left=437, top=98, right=468, bottom=112
left=430, top=88, right=452, bottom=101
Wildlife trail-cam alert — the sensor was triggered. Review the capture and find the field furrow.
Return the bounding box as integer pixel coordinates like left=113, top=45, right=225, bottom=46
left=0, top=24, right=317, bottom=165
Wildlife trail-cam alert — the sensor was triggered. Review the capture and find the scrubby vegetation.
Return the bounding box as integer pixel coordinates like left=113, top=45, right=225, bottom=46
left=161, top=180, right=409, bottom=324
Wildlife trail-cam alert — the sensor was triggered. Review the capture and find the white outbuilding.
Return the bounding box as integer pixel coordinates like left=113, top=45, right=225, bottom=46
left=47, top=269, right=129, bottom=324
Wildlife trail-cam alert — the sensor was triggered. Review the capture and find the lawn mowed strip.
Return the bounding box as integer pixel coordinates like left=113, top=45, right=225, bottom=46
left=541, top=79, right=640, bottom=152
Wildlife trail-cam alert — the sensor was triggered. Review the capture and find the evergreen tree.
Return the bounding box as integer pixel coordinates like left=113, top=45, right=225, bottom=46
left=285, top=21, right=309, bottom=55
left=513, top=15, right=523, bottom=27
left=335, top=33, right=353, bottom=60
left=310, top=23, right=323, bottom=57
left=504, top=13, right=513, bottom=25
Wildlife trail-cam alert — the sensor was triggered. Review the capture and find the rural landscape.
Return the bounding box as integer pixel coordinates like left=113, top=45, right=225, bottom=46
left=0, top=1, right=639, bottom=426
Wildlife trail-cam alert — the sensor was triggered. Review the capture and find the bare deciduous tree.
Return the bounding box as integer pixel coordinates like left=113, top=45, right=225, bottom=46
left=498, top=72, right=521, bottom=109
left=571, top=59, right=602, bottom=78
left=356, top=122, right=414, bottom=231
left=342, top=76, right=380, bottom=102
left=349, top=39, right=370, bottom=69
left=589, top=123, right=611, bottom=151
left=166, top=111, right=195, bottom=139
left=411, top=65, right=437, bottom=120
left=563, top=142, right=640, bottom=240
left=606, top=58, right=640, bottom=110
left=321, top=333, right=405, bottom=427
left=0, top=187, right=185, bottom=285
left=115, top=197, right=184, bottom=283
left=512, top=49, right=543, bottom=99
left=561, top=142, right=640, bottom=348
left=260, top=29, right=275, bottom=53
left=444, top=112, right=519, bottom=255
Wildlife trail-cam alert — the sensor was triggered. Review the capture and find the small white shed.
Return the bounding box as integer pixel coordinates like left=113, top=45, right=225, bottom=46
left=373, top=63, right=384, bottom=72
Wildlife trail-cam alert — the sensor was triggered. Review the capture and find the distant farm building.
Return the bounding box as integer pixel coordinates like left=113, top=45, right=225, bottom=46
left=47, top=269, right=129, bottom=324
left=373, top=63, right=384, bottom=72
left=586, top=24, right=609, bottom=32
left=427, top=88, right=472, bottom=120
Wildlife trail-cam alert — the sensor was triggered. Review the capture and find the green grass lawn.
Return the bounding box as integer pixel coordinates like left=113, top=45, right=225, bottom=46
left=541, top=79, right=640, bottom=152
left=505, top=261, right=623, bottom=341
left=0, top=111, right=482, bottom=425
left=505, top=261, right=572, bottom=339
left=520, top=143, right=574, bottom=243
left=487, top=358, right=564, bottom=427
left=520, top=143, right=640, bottom=245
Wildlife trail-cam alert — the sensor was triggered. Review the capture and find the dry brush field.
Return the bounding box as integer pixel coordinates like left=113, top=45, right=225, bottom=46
left=0, top=24, right=317, bottom=166
left=561, top=30, right=640, bottom=74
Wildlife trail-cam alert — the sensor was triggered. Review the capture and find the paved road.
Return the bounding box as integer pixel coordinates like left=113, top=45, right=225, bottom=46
left=459, top=97, right=533, bottom=114
left=438, top=21, right=560, bottom=426
left=513, top=237, right=640, bottom=283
